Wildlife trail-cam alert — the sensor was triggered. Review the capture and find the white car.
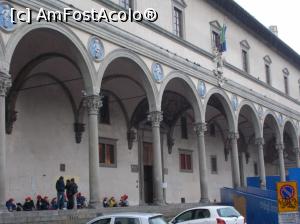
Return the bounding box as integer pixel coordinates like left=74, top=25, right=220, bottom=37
left=169, top=206, right=245, bottom=224
left=87, top=213, right=167, bottom=224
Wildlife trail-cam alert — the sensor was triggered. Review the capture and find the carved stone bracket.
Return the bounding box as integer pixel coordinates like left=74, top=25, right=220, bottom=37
left=194, top=122, right=207, bottom=136
left=127, top=129, right=137, bottom=150
left=74, top=122, right=85, bottom=144
left=147, top=111, right=163, bottom=127
left=84, top=95, right=103, bottom=115
left=6, top=109, right=17, bottom=134
left=167, top=132, right=175, bottom=154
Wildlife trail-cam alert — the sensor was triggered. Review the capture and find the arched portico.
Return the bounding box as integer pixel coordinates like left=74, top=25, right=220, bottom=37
left=3, top=23, right=103, bottom=208
left=283, top=119, right=300, bottom=168
left=236, top=101, right=265, bottom=188
left=158, top=72, right=209, bottom=202
left=204, top=88, right=240, bottom=188
left=262, top=111, right=285, bottom=181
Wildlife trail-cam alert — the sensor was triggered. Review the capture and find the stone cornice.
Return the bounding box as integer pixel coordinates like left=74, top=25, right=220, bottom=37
left=8, top=0, right=300, bottom=121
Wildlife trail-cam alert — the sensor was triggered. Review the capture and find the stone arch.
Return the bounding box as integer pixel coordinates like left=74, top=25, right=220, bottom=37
left=283, top=119, right=299, bottom=148
left=204, top=88, right=236, bottom=132
left=157, top=71, right=204, bottom=123
left=98, top=48, right=158, bottom=112
left=236, top=100, right=262, bottom=138
left=5, top=21, right=97, bottom=95
left=262, top=110, right=281, bottom=142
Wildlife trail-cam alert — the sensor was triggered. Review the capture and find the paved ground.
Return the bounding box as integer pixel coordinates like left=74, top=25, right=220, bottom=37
left=0, top=203, right=211, bottom=224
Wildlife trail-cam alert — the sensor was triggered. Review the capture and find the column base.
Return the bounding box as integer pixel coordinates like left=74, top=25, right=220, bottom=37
left=153, top=200, right=165, bottom=206
left=88, top=201, right=102, bottom=209
left=200, top=198, right=210, bottom=204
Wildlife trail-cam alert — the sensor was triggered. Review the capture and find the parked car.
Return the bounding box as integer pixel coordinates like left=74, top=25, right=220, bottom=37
left=87, top=212, right=167, bottom=224
left=169, top=206, right=245, bottom=224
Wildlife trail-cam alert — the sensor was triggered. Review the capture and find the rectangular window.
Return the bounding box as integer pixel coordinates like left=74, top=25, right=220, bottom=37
left=212, top=31, right=220, bottom=49
left=120, top=0, right=133, bottom=9
left=265, top=64, right=271, bottom=85
left=211, top=156, right=218, bottom=174
left=99, top=138, right=117, bottom=167
left=254, top=162, right=258, bottom=176
left=173, top=7, right=183, bottom=37
left=181, top=116, right=188, bottom=139
left=242, top=50, right=249, bottom=73
left=99, top=95, right=110, bottom=124
left=179, top=151, right=192, bottom=172
left=284, top=75, right=289, bottom=95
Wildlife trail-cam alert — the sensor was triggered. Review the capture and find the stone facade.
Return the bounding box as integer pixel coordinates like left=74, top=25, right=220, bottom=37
left=0, top=0, right=299, bottom=209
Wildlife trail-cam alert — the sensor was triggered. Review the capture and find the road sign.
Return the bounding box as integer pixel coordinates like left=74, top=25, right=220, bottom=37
left=277, top=181, right=298, bottom=213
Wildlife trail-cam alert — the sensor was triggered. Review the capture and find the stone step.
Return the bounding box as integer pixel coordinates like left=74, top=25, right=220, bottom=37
left=0, top=203, right=211, bottom=224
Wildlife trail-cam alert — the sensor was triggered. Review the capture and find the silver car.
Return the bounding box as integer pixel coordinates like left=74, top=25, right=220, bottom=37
left=87, top=213, right=167, bottom=224
left=169, top=206, right=245, bottom=224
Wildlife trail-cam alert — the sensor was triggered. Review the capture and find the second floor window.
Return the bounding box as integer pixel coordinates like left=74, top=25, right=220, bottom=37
left=284, top=75, right=289, bottom=95
left=265, top=64, right=271, bottom=85
left=242, top=50, right=249, bottom=73
left=212, top=31, right=220, bottom=49
left=99, top=95, right=110, bottom=124
left=120, top=0, right=133, bottom=10
left=173, top=7, right=183, bottom=37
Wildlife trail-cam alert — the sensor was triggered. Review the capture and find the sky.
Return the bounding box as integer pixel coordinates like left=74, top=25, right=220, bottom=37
left=234, top=0, right=300, bottom=54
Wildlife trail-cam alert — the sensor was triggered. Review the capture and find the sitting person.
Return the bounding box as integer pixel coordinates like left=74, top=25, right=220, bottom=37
left=108, top=197, right=117, bottom=207
left=23, top=196, right=35, bottom=211
left=76, top=192, right=86, bottom=209
left=51, top=197, right=58, bottom=210
left=102, top=197, right=109, bottom=208
left=6, top=198, right=16, bottom=212
left=40, top=196, right=50, bottom=210
left=119, top=194, right=129, bottom=207
left=16, top=203, right=23, bottom=211
left=36, top=195, right=43, bottom=210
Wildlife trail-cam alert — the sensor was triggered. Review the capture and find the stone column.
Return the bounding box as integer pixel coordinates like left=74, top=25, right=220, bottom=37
left=147, top=111, right=164, bottom=205
left=293, top=147, right=300, bottom=168
left=255, top=138, right=266, bottom=189
left=0, top=73, right=11, bottom=211
left=85, top=95, right=102, bottom=208
left=240, top=152, right=246, bottom=187
left=276, top=144, right=286, bottom=181
left=194, top=123, right=209, bottom=203
left=228, top=132, right=241, bottom=188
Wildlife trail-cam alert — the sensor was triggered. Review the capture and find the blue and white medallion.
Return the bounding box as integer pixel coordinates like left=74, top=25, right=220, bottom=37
left=0, top=2, right=15, bottom=32
left=231, top=95, right=238, bottom=111
left=197, top=80, right=206, bottom=98
left=88, top=36, right=105, bottom=62
left=152, top=62, right=164, bottom=83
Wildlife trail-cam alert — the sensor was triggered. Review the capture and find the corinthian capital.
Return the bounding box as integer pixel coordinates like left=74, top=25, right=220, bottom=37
left=293, top=147, right=300, bottom=155
left=194, top=122, right=207, bottom=136
left=0, top=73, right=11, bottom=97
left=147, top=111, right=163, bottom=127
left=228, top=132, right=239, bottom=141
left=275, top=144, right=284, bottom=153
left=255, top=138, right=265, bottom=147
left=84, top=95, right=102, bottom=115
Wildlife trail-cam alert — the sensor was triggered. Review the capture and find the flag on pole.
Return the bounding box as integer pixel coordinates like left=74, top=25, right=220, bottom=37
left=218, top=25, right=227, bottom=53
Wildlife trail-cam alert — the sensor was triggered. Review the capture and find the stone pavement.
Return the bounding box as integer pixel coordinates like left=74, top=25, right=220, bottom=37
left=0, top=203, right=210, bottom=224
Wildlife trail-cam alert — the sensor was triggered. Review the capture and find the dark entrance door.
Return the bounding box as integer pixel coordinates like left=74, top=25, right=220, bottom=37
left=143, top=142, right=153, bottom=204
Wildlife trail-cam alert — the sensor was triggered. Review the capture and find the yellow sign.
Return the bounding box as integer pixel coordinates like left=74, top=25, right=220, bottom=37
left=277, top=181, right=298, bottom=213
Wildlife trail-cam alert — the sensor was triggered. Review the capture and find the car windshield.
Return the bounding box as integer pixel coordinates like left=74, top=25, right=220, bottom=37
left=149, top=216, right=167, bottom=224
left=217, top=207, right=241, bottom=218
